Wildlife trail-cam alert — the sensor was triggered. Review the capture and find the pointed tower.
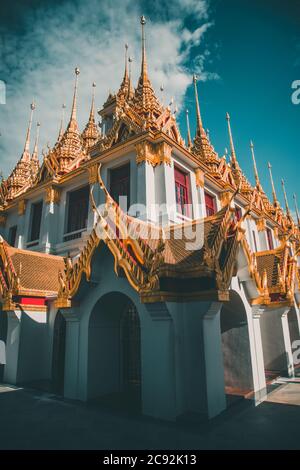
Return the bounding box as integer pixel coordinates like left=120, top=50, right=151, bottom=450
left=225, top=112, right=244, bottom=187
left=250, top=141, right=263, bottom=191
left=116, top=44, right=130, bottom=103
left=31, top=122, right=40, bottom=180
left=191, top=75, right=214, bottom=160
left=281, top=179, right=291, bottom=218
left=82, top=82, right=101, bottom=149
left=293, top=193, right=300, bottom=226
left=185, top=109, right=192, bottom=148
left=6, top=102, right=36, bottom=200
left=53, top=68, right=86, bottom=174
left=267, top=162, right=280, bottom=208
left=132, top=16, right=162, bottom=118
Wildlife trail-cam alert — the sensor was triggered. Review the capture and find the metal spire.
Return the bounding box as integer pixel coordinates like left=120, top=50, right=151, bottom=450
left=226, top=112, right=237, bottom=166
left=193, top=74, right=204, bottom=136
left=186, top=109, right=192, bottom=148
left=250, top=140, right=260, bottom=188
left=89, top=82, right=96, bottom=122
left=58, top=103, right=66, bottom=140
left=293, top=193, right=300, bottom=225
left=69, top=67, right=80, bottom=125
left=267, top=162, right=278, bottom=206
left=22, top=101, right=36, bottom=160
left=140, top=15, right=148, bottom=83
left=124, top=43, right=129, bottom=81
left=32, top=122, right=40, bottom=161
left=281, top=179, right=291, bottom=217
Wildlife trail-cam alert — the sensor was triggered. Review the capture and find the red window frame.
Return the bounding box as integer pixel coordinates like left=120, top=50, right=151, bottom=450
left=174, top=166, right=191, bottom=217
left=204, top=191, right=217, bottom=217
left=266, top=227, right=274, bottom=250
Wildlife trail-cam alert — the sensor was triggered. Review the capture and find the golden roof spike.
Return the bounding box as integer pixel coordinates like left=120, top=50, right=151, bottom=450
left=186, top=109, right=192, bottom=148
left=23, top=101, right=36, bottom=158
left=193, top=74, right=203, bottom=136
left=267, top=162, right=278, bottom=206
left=140, top=15, right=148, bottom=83
left=58, top=103, right=66, bottom=140
left=32, top=122, right=41, bottom=161
left=293, top=193, right=300, bottom=225
left=128, top=55, right=134, bottom=97
left=226, top=112, right=238, bottom=166
left=250, top=140, right=261, bottom=188
left=124, top=43, right=129, bottom=81
left=70, top=67, right=80, bottom=124
left=281, top=178, right=291, bottom=217
left=89, top=82, right=96, bottom=122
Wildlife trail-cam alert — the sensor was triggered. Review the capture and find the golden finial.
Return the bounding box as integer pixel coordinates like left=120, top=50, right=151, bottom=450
left=193, top=74, right=204, bottom=135
left=293, top=193, right=300, bottom=225
left=23, top=101, right=36, bottom=157
left=226, top=112, right=237, bottom=166
left=250, top=140, right=260, bottom=188
left=89, top=82, right=96, bottom=121
left=206, top=129, right=210, bottom=141
left=267, top=162, right=278, bottom=207
left=186, top=109, right=192, bottom=148
left=128, top=55, right=134, bottom=97
left=281, top=178, right=291, bottom=217
left=224, top=147, right=228, bottom=160
left=124, top=43, right=129, bottom=80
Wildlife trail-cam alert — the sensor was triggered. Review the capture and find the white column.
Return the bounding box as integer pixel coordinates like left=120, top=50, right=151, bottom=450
left=281, top=310, right=294, bottom=377
left=41, top=200, right=57, bottom=253
left=61, top=309, right=80, bottom=400
left=202, top=302, right=227, bottom=418
left=135, top=162, right=156, bottom=222
left=3, top=311, right=21, bottom=384
left=250, top=307, right=267, bottom=402
left=143, top=303, right=176, bottom=421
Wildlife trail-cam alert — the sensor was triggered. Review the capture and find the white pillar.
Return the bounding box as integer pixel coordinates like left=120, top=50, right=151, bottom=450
left=61, top=309, right=80, bottom=400
left=202, top=302, right=227, bottom=418
left=3, top=311, right=21, bottom=384
left=142, top=303, right=176, bottom=421
left=250, top=307, right=267, bottom=402
left=281, top=310, right=294, bottom=377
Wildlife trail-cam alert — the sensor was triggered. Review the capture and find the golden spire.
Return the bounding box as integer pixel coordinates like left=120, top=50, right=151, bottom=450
left=250, top=140, right=261, bottom=189
left=22, top=101, right=36, bottom=161
left=267, top=162, right=279, bottom=207
left=124, top=43, right=129, bottom=82
left=117, top=44, right=130, bottom=101
left=293, top=193, right=300, bottom=225
left=58, top=104, right=66, bottom=141
left=226, top=112, right=238, bottom=167
left=31, top=122, right=40, bottom=161
left=128, top=55, right=134, bottom=98
left=193, top=74, right=204, bottom=136
left=82, top=82, right=100, bottom=149
left=281, top=179, right=291, bottom=217
left=140, top=15, right=148, bottom=83
left=68, top=67, right=80, bottom=129
left=186, top=109, right=192, bottom=148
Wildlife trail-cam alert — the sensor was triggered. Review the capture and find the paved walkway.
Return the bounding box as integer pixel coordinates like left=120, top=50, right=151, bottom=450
left=0, top=383, right=300, bottom=449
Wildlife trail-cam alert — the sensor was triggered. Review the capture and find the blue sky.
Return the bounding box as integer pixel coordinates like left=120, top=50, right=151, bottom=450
left=0, top=0, right=299, bottom=213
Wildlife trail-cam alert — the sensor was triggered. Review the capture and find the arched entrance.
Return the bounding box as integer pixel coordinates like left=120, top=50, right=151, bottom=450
left=220, top=291, right=254, bottom=404
left=52, top=311, right=66, bottom=394
left=0, top=309, right=8, bottom=383
left=88, top=292, right=142, bottom=412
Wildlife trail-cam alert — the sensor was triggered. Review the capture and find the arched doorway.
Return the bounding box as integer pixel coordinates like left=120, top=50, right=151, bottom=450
left=52, top=311, right=66, bottom=394
left=220, top=291, right=254, bottom=405
left=88, top=292, right=142, bottom=412
left=0, top=309, right=8, bottom=383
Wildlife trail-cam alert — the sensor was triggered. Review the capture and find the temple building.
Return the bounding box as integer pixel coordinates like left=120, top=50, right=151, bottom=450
left=0, top=16, right=299, bottom=421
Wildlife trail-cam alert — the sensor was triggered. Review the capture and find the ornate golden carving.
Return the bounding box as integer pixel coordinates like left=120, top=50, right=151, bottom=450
left=219, top=190, right=233, bottom=208
left=135, top=140, right=172, bottom=166
left=18, top=199, right=26, bottom=216
left=256, top=217, right=266, bottom=232
left=87, top=163, right=99, bottom=185
left=195, top=168, right=204, bottom=188
left=45, top=186, right=61, bottom=205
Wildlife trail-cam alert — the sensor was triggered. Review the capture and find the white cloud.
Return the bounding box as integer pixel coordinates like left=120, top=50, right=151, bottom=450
left=0, top=0, right=215, bottom=176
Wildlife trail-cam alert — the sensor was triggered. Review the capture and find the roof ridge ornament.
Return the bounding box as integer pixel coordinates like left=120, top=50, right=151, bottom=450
left=267, top=162, right=279, bottom=208
left=250, top=140, right=262, bottom=191
left=281, top=178, right=291, bottom=218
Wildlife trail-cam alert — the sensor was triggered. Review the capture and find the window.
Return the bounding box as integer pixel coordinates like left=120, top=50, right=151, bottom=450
left=28, top=201, right=43, bottom=243
left=110, top=164, right=130, bottom=210
left=252, top=230, right=258, bottom=252
left=235, top=206, right=242, bottom=221
left=266, top=227, right=274, bottom=250
left=8, top=225, right=17, bottom=247
left=174, top=166, right=191, bottom=217
left=65, top=185, right=89, bottom=238
left=204, top=191, right=217, bottom=217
